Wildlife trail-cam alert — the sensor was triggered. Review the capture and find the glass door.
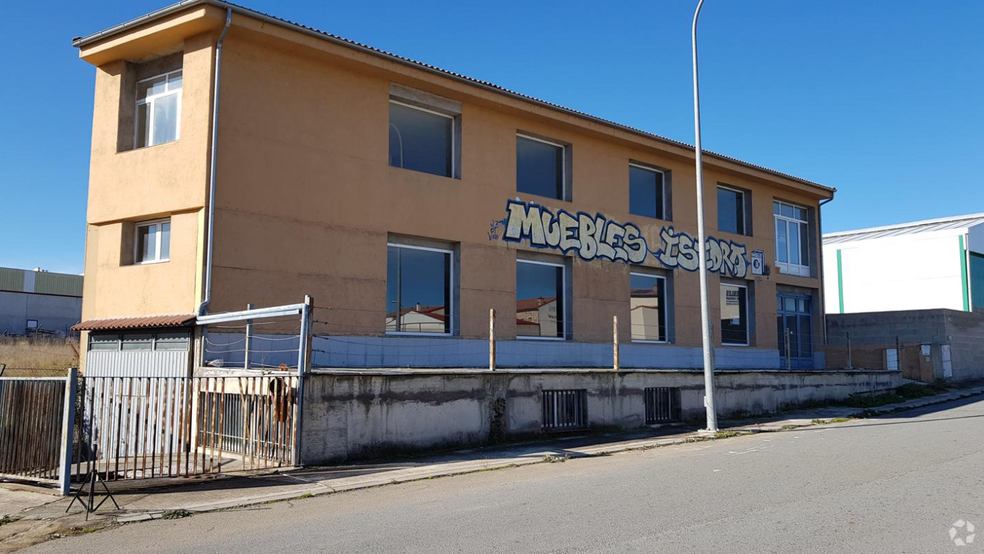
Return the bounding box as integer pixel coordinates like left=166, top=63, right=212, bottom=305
left=777, top=294, right=813, bottom=368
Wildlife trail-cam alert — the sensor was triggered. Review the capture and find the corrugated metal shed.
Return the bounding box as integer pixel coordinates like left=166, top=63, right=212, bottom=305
left=0, top=268, right=83, bottom=296
left=824, top=213, right=984, bottom=245
left=72, top=314, right=196, bottom=331
left=0, top=268, right=25, bottom=292
left=34, top=272, right=84, bottom=297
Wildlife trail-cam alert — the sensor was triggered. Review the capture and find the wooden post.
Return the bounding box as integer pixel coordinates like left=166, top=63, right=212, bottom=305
left=244, top=303, right=254, bottom=369
left=58, top=368, right=78, bottom=495
left=613, top=315, right=619, bottom=372
left=489, top=309, right=496, bottom=372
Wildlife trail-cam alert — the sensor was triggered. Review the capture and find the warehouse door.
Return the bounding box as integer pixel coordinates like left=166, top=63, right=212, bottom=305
left=777, top=294, right=813, bottom=369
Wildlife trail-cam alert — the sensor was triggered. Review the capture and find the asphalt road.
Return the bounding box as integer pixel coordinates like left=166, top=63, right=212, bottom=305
left=28, top=397, right=984, bottom=554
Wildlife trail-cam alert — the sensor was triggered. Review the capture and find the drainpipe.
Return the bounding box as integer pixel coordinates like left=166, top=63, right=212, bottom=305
left=198, top=8, right=233, bottom=316
left=818, top=196, right=834, bottom=350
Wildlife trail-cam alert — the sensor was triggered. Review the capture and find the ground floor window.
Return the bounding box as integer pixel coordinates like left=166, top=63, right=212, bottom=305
left=630, top=273, right=667, bottom=342
left=386, top=243, right=453, bottom=334
left=516, top=259, right=565, bottom=339
left=720, top=283, right=749, bottom=346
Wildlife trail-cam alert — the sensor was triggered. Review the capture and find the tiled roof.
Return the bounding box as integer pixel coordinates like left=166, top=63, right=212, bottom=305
left=72, top=314, right=196, bottom=331
left=823, top=213, right=984, bottom=245
left=72, top=0, right=832, bottom=194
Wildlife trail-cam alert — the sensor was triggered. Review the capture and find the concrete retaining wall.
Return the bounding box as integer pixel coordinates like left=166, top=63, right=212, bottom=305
left=300, top=368, right=901, bottom=464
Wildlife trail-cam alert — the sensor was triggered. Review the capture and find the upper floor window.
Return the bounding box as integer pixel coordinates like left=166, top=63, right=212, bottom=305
left=389, top=101, right=454, bottom=178
left=135, top=69, right=182, bottom=148
left=629, top=164, right=666, bottom=220
left=517, top=134, right=567, bottom=200
left=774, top=201, right=810, bottom=276
left=717, top=185, right=748, bottom=235
left=135, top=219, right=170, bottom=264
left=386, top=243, right=453, bottom=334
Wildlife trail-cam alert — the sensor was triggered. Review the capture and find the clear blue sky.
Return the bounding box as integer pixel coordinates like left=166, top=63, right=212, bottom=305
left=2, top=0, right=981, bottom=275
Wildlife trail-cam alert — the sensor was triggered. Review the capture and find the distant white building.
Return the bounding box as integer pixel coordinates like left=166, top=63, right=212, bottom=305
left=822, top=213, right=984, bottom=314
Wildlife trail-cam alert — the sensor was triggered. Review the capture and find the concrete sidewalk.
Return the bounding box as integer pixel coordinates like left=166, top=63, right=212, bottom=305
left=3, top=383, right=982, bottom=552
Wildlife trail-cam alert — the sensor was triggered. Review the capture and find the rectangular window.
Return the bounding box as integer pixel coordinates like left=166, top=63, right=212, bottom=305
left=516, top=259, right=566, bottom=339
left=717, top=186, right=746, bottom=235
left=720, top=283, right=749, bottom=346
left=630, top=273, right=667, bottom=342
left=88, top=333, right=120, bottom=352
left=154, top=332, right=191, bottom=351
left=517, top=135, right=564, bottom=200
left=134, top=219, right=171, bottom=264
left=774, top=201, right=810, bottom=276
left=120, top=333, right=154, bottom=351
left=389, top=101, right=454, bottom=178
left=629, top=164, right=665, bottom=219
left=386, top=243, right=453, bottom=334
left=135, top=69, right=182, bottom=148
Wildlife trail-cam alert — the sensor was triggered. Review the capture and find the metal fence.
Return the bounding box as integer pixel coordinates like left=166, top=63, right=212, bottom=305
left=0, top=376, right=72, bottom=486
left=72, top=375, right=298, bottom=481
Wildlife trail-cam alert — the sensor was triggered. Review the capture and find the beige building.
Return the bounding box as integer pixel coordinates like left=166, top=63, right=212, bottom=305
left=73, top=0, right=834, bottom=373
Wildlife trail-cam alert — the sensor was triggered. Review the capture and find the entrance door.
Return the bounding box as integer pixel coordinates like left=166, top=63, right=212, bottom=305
left=777, top=294, right=813, bottom=369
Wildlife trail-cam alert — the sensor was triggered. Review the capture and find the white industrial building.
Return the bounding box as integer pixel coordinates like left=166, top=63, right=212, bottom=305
left=822, top=213, right=984, bottom=315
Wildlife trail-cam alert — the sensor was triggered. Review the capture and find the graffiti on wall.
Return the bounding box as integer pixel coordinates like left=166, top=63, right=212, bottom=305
left=499, top=199, right=749, bottom=278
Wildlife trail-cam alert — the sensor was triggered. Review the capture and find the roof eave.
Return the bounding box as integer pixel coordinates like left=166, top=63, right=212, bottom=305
left=73, top=0, right=834, bottom=195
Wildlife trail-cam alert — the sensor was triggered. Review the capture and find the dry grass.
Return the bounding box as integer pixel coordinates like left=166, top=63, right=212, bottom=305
left=0, top=337, right=79, bottom=373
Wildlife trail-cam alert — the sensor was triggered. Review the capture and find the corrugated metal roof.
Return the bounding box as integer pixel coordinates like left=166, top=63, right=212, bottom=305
left=72, top=0, right=833, bottom=194
left=72, top=314, right=196, bottom=331
left=823, top=213, right=984, bottom=245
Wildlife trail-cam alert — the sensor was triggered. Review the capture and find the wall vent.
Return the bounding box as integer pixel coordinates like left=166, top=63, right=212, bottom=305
left=644, top=387, right=681, bottom=424
left=542, top=389, right=588, bottom=430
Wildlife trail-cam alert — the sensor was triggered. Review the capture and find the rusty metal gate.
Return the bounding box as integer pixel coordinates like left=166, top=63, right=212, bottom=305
left=0, top=377, right=71, bottom=485
left=72, top=375, right=298, bottom=481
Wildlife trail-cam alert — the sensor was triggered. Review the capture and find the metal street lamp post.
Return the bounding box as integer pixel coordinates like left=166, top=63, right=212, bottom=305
left=691, top=0, right=719, bottom=432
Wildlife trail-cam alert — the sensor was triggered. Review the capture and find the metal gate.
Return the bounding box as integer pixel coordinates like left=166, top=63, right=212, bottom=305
left=0, top=377, right=71, bottom=484
left=72, top=375, right=298, bottom=481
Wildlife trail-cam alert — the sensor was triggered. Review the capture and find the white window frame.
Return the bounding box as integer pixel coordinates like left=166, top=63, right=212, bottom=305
left=134, top=218, right=171, bottom=265
left=385, top=242, right=455, bottom=337
left=135, top=69, right=183, bottom=148
left=516, top=258, right=568, bottom=341
left=720, top=282, right=750, bottom=347
left=629, top=272, right=668, bottom=344
left=628, top=163, right=667, bottom=220
left=516, top=133, right=567, bottom=201
left=388, top=100, right=457, bottom=178
left=717, top=185, right=747, bottom=235
left=774, top=200, right=810, bottom=277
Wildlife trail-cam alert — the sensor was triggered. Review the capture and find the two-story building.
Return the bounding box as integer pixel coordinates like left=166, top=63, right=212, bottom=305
left=72, top=0, right=834, bottom=378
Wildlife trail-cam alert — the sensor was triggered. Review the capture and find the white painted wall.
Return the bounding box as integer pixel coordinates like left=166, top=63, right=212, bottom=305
left=823, top=230, right=966, bottom=314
